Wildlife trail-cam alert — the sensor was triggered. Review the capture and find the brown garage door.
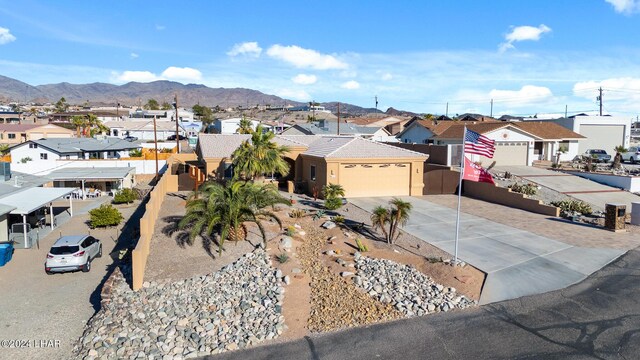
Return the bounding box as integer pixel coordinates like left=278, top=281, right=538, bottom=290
left=481, top=142, right=528, bottom=166
left=339, top=163, right=411, bottom=197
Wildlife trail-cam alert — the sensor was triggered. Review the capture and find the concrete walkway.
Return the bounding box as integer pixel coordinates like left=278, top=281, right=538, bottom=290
left=494, top=165, right=640, bottom=211
left=350, top=196, right=624, bottom=305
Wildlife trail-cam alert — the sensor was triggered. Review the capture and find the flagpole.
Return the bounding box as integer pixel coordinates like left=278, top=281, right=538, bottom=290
left=453, top=126, right=467, bottom=265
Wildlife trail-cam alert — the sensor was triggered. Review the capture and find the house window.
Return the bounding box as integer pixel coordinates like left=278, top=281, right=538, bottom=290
left=29, top=143, right=38, bottom=148
left=65, top=155, right=70, bottom=160
left=310, top=165, right=316, bottom=181
left=223, top=163, right=234, bottom=178
left=40, top=153, right=48, bottom=160
left=7, top=133, right=15, bottom=139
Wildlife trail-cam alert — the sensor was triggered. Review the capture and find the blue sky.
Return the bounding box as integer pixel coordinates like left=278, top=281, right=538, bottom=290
left=1, top=0, right=640, bottom=117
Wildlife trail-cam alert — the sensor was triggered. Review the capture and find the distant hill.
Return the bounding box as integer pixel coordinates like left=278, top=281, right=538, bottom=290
left=0, top=74, right=394, bottom=116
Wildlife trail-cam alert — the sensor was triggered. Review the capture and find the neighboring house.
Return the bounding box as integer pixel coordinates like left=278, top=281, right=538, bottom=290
left=129, top=108, right=195, bottom=122
left=211, top=118, right=268, bottom=134
left=347, top=116, right=410, bottom=136
left=432, top=122, right=584, bottom=166
left=397, top=120, right=457, bottom=144
left=48, top=167, right=136, bottom=192
left=104, top=120, right=186, bottom=141
left=281, top=120, right=396, bottom=141
left=49, top=110, right=126, bottom=123
left=9, top=138, right=141, bottom=163
left=0, top=124, right=75, bottom=145
left=196, top=134, right=427, bottom=198
left=520, top=115, right=632, bottom=157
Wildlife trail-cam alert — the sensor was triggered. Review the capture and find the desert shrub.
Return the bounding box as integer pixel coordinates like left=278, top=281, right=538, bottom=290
left=322, top=184, right=345, bottom=211
left=324, top=197, right=343, bottom=210
left=289, top=208, right=306, bottom=218
left=112, top=188, right=138, bottom=204
left=20, top=157, right=32, bottom=163
left=509, top=183, right=537, bottom=196
left=276, top=253, right=289, bottom=264
left=161, top=148, right=174, bottom=153
left=312, top=210, right=326, bottom=221
left=129, top=149, right=142, bottom=157
left=550, top=200, right=593, bottom=216
left=89, top=204, right=123, bottom=228
left=285, top=226, right=296, bottom=236
left=332, top=215, right=345, bottom=223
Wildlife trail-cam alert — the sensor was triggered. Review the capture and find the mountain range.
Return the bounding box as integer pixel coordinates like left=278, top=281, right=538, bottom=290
left=0, top=75, right=385, bottom=115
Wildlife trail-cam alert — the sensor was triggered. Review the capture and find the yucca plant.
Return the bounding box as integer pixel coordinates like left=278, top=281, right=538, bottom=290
left=371, top=198, right=412, bottom=244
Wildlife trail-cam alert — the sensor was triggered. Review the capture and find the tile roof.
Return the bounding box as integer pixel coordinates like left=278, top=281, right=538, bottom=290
left=196, top=134, right=251, bottom=158
left=433, top=122, right=510, bottom=139
left=512, top=122, right=585, bottom=140
left=284, top=122, right=383, bottom=136
left=304, top=136, right=427, bottom=159
left=0, top=124, right=44, bottom=132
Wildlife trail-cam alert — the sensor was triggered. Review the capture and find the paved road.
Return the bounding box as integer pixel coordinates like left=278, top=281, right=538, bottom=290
left=494, top=165, right=640, bottom=211
left=209, top=247, right=640, bottom=360
left=350, top=196, right=623, bottom=305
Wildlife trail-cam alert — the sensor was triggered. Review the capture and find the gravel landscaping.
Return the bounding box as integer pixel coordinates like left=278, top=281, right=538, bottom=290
left=73, top=248, right=284, bottom=359
left=353, top=254, right=476, bottom=317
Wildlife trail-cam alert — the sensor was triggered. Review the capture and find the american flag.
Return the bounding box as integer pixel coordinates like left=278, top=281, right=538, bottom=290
left=464, top=129, right=495, bottom=158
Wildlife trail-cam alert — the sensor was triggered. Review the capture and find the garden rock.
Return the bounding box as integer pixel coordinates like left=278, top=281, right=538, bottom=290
left=322, top=221, right=336, bottom=229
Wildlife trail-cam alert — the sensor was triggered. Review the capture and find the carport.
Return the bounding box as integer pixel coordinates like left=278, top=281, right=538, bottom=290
left=48, top=167, right=135, bottom=198
left=0, top=187, right=76, bottom=247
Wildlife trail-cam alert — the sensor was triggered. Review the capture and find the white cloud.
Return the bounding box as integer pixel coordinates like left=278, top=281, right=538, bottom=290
left=275, top=88, right=312, bottom=101
left=0, top=27, right=16, bottom=45
left=499, top=24, right=551, bottom=52
left=573, top=77, right=640, bottom=100
left=266, top=44, right=348, bottom=70
left=489, top=85, right=553, bottom=106
left=381, top=72, right=393, bottom=81
left=291, top=74, right=317, bottom=85
left=341, top=80, right=360, bottom=90
left=155, top=24, right=165, bottom=31
left=605, top=0, right=640, bottom=14
left=112, top=70, right=160, bottom=83
left=227, top=41, right=262, bottom=57
left=130, top=52, right=139, bottom=59
left=161, top=66, right=202, bottom=81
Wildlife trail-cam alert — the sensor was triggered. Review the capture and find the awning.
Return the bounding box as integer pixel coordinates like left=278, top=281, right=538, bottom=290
left=0, top=187, right=76, bottom=215
left=47, top=167, right=134, bottom=181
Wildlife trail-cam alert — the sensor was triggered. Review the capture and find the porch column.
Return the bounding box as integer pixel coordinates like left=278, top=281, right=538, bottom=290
left=69, top=195, right=73, bottom=217
left=82, top=180, right=86, bottom=200
left=22, top=214, right=27, bottom=247
left=49, top=203, right=54, bottom=230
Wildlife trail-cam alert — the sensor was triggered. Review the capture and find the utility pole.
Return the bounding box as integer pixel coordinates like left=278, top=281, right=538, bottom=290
left=598, top=87, right=603, bottom=116
left=565, top=105, right=568, bottom=118
left=173, top=94, right=180, bottom=153
left=337, top=102, right=340, bottom=135
left=153, top=115, right=159, bottom=182
left=490, top=99, right=494, bottom=118
left=446, top=102, right=449, bottom=118
left=375, top=95, right=378, bottom=111
left=116, top=101, right=120, bottom=120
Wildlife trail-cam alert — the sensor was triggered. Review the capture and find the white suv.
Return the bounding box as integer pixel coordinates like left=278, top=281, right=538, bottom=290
left=622, top=146, right=640, bottom=164
left=45, top=235, right=102, bottom=274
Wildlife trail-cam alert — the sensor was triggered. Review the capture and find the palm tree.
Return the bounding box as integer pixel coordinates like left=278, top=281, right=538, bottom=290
left=371, top=206, right=390, bottom=241
left=369, top=198, right=412, bottom=244
left=613, top=145, right=628, bottom=169
left=178, top=180, right=289, bottom=255
left=71, top=115, right=88, bottom=137
left=232, top=124, right=290, bottom=180
left=322, top=183, right=345, bottom=210
left=388, top=198, right=412, bottom=243
left=236, top=116, right=254, bottom=134
left=86, top=114, right=109, bottom=137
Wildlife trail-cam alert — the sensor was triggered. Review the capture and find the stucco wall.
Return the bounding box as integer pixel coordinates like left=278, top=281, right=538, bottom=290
left=464, top=180, right=560, bottom=216
left=563, top=170, right=640, bottom=192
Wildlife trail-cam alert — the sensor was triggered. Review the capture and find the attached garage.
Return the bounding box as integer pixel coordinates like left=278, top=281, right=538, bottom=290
left=578, top=125, right=625, bottom=153
left=339, top=163, right=411, bottom=197
left=481, top=142, right=529, bottom=166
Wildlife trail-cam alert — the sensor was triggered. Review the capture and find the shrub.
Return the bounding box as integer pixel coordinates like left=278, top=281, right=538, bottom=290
left=324, top=197, right=343, bottom=210
left=112, top=188, right=137, bottom=204
left=129, top=149, right=142, bottom=157
left=20, top=157, right=32, bottom=164
left=161, top=148, right=173, bottom=153
left=355, top=238, right=368, bottom=252
left=550, top=200, right=593, bottom=217
left=285, top=226, right=296, bottom=236
left=289, top=208, right=306, bottom=218
left=332, top=215, right=345, bottom=223
left=313, top=210, right=326, bottom=221
left=276, top=253, right=289, bottom=264
left=509, top=183, right=537, bottom=196
left=89, top=204, right=123, bottom=228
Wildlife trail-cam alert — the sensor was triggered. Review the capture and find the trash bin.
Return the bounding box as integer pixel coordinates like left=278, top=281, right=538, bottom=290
left=0, top=242, right=14, bottom=267
left=605, top=203, right=626, bottom=232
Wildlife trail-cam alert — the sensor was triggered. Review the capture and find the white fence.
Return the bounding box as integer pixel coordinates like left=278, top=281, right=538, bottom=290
left=565, top=171, right=640, bottom=192
left=11, top=159, right=168, bottom=175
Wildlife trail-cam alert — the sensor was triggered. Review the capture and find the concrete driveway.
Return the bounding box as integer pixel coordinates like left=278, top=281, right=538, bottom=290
left=494, top=165, right=640, bottom=211
left=350, top=196, right=624, bottom=305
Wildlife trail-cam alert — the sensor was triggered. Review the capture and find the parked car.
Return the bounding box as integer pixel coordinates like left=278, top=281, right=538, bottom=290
left=124, top=135, right=138, bottom=141
left=583, top=149, right=612, bottom=163
left=622, top=146, right=640, bottom=164
left=45, top=235, right=102, bottom=274
left=167, top=134, right=187, bottom=141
